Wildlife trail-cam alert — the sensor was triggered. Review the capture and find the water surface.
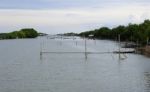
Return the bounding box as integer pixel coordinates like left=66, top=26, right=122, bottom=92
left=0, top=37, right=150, bottom=92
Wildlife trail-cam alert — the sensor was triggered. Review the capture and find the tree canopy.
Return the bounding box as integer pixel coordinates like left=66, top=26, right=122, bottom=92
left=79, top=19, right=150, bottom=45
left=0, top=28, right=38, bottom=40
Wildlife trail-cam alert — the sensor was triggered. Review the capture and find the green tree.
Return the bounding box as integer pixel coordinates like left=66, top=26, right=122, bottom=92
left=94, top=27, right=111, bottom=39
left=20, top=28, right=38, bottom=38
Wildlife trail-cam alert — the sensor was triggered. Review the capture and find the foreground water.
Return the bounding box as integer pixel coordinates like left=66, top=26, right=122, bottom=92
left=0, top=37, right=150, bottom=92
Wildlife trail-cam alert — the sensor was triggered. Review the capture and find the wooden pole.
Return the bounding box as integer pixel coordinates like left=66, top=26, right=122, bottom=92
left=76, top=41, right=77, bottom=46
left=40, top=42, right=43, bottom=59
left=85, top=37, right=87, bottom=59
left=118, top=34, right=121, bottom=60
left=147, top=37, right=149, bottom=46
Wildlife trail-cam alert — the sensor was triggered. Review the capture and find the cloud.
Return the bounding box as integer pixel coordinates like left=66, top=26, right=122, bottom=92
left=0, top=0, right=150, bottom=33
left=0, top=0, right=150, bottom=9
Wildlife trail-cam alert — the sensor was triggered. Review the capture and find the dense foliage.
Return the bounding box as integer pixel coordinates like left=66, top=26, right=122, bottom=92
left=0, top=28, right=38, bottom=39
left=79, top=20, right=150, bottom=45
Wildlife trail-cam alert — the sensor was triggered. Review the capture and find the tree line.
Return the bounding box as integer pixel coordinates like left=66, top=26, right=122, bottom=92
left=79, top=20, right=150, bottom=45
left=0, top=28, right=38, bottom=39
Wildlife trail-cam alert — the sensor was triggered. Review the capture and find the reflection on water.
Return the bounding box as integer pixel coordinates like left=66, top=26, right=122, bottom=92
left=144, top=72, right=150, bottom=91
left=0, top=37, right=150, bottom=92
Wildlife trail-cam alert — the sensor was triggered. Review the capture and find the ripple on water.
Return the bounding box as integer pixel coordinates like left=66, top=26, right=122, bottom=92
left=144, top=72, right=150, bottom=92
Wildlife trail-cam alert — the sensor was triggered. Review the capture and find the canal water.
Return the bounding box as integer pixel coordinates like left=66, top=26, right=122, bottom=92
left=0, top=37, right=150, bottom=92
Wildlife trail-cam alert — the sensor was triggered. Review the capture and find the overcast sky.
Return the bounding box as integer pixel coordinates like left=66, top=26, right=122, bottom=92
left=0, top=0, right=150, bottom=34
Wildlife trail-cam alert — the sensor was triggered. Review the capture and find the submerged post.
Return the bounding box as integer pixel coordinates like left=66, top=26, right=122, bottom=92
left=94, top=39, right=96, bottom=45
left=85, top=37, right=87, bottom=59
left=118, top=34, right=121, bottom=60
left=76, top=41, right=77, bottom=46
left=40, top=42, right=43, bottom=59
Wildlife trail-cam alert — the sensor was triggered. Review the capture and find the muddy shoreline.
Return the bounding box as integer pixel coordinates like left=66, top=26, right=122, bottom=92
left=136, top=46, right=150, bottom=57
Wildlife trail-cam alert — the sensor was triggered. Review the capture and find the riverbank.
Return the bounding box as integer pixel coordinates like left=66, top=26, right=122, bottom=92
left=143, top=46, right=150, bottom=57
left=136, top=46, right=150, bottom=57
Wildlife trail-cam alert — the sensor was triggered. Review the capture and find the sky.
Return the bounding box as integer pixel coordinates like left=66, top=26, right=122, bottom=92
left=0, top=0, right=150, bottom=34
